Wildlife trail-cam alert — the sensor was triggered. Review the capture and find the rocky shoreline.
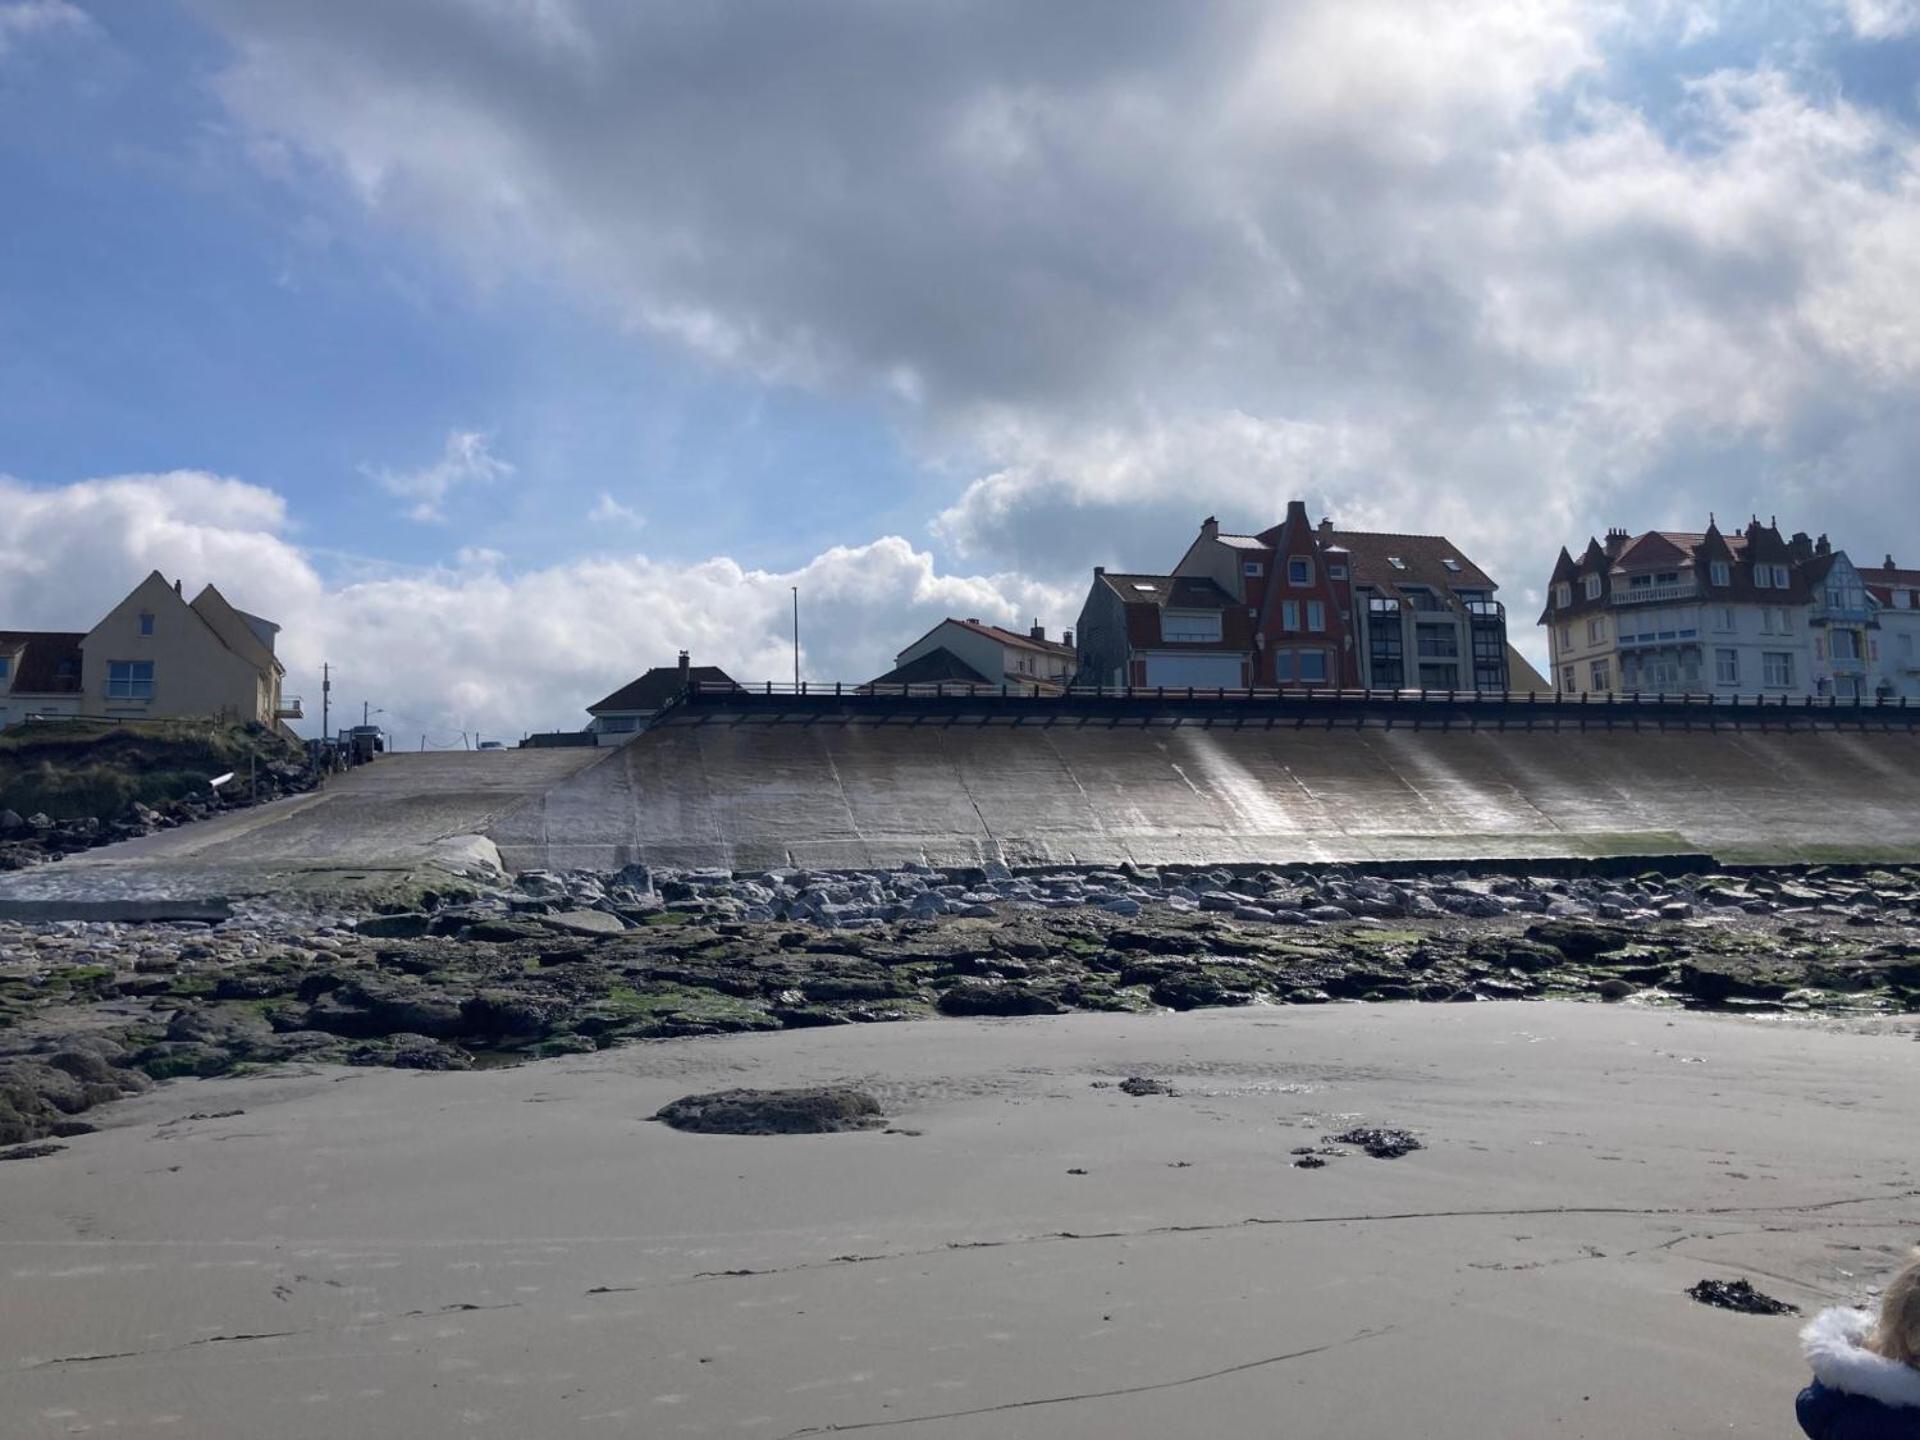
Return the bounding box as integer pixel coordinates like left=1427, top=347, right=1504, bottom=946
left=3, top=862, right=1918, bottom=1151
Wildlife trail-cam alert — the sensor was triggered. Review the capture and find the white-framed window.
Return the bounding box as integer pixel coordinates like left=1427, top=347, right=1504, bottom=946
left=106, top=661, right=155, bottom=699
left=1774, top=607, right=1792, bottom=632
left=1710, top=560, right=1730, bottom=587
left=1589, top=659, right=1610, bottom=691
left=138, top=612, right=154, bottom=636
left=1586, top=617, right=1605, bottom=644
left=1561, top=665, right=1575, bottom=692
left=1328, top=563, right=1348, bottom=580
left=1897, top=589, right=1913, bottom=609
left=1584, top=574, right=1602, bottom=600
left=1306, top=600, right=1325, bottom=632
left=1243, top=561, right=1263, bottom=577
left=1554, top=583, right=1572, bottom=609
left=1559, top=624, right=1572, bottom=649
left=1281, top=600, right=1300, bottom=632
left=1297, top=650, right=1327, bottom=683
left=1161, top=610, right=1224, bottom=643
left=1763, top=651, right=1793, bottom=688
left=1715, top=648, right=1739, bottom=685
left=1273, top=651, right=1295, bottom=682
left=1287, top=556, right=1312, bottom=586
left=1714, top=606, right=1735, bottom=631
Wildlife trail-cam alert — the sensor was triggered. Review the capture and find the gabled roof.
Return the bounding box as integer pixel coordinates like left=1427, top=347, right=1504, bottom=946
left=0, top=631, right=85, bottom=694
left=870, top=648, right=995, bottom=687
left=1328, top=530, right=1496, bottom=599
left=588, top=664, right=733, bottom=714
left=925, top=617, right=1075, bottom=658
left=1095, top=573, right=1238, bottom=610
left=1611, top=531, right=1694, bottom=571
left=190, top=583, right=282, bottom=675
left=1504, top=644, right=1552, bottom=694
left=1860, top=559, right=1920, bottom=602
left=1214, top=533, right=1269, bottom=552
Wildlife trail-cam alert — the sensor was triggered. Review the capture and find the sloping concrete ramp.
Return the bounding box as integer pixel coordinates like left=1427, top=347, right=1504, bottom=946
left=489, top=700, right=1920, bottom=871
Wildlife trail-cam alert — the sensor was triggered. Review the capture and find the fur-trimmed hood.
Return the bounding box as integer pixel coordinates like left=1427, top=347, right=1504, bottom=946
left=1803, top=1307, right=1920, bottom=1411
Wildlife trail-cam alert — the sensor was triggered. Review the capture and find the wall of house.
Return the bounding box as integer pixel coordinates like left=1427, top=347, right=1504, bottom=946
left=80, top=574, right=268, bottom=723
left=1545, top=596, right=1819, bottom=697
left=1073, top=582, right=1134, bottom=687
left=898, top=623, right=1007, bottom=685
left=1254, top=507, right=1353, bottom=686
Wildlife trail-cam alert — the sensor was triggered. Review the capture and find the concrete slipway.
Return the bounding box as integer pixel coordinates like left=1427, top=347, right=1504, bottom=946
left=5, top=695, right=1920, bottom=910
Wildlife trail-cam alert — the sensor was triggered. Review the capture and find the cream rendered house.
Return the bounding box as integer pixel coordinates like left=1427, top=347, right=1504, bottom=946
left=79, top=572, right=297, bottom=732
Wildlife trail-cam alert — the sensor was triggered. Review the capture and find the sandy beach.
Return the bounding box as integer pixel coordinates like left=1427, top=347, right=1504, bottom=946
left=2, top=1001, right=1915, bottom=1438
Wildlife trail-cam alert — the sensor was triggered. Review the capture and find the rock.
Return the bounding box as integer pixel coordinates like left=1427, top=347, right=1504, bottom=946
left=540, top=909, right=628, bottom=936
left=654, top=1086, right=884, bottom=1135
left=936, top=982, right=1066, bottom=1017
left=1327, top=1126, right=1424, bottom=1159
left=1687, top=1278, right=1798, bottom=1316
left=1117, top=1076, right=1175, bottom=1097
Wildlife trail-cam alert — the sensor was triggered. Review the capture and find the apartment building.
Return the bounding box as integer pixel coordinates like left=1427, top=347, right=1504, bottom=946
left=1073, top=570, right=1254, bottom=688
left=1172, top=500, right=1512, bottom=691
left=1541, top=519, right=1817, bottom=697
left=1861, top=555, right=1920, bottom=699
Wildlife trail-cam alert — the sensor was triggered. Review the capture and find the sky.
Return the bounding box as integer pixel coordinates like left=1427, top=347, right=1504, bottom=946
left=1, top=0, right=1916, bottom=741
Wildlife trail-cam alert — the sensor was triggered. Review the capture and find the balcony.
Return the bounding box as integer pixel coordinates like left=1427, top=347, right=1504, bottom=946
left=1366, top=597, right=1401, bottom=616
left=1463, top=599, right=1505, bottom=622
left=276, top=697, right=305, bottom=720
left=1615, top=631, right=1699, bottom=652
left=1609, top=580, right=1699, bottom=605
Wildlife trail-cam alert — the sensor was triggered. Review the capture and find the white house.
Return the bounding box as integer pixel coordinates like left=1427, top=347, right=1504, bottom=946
left=878, top=618, right=1076, bottom=692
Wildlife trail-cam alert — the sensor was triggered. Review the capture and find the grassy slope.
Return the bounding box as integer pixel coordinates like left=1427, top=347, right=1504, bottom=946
left=0, top=720, right=304, bottom=822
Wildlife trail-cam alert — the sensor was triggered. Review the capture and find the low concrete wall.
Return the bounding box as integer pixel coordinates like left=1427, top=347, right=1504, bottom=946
left=488, top=692, right=1920, bottom=871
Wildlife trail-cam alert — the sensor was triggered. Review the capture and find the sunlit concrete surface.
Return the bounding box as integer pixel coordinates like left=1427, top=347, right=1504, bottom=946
left=2, top=1003, right=1912, bottom=1439
left=492, top=708, right=1920, bottom=871
left=0, top=750, right=602, bottom=909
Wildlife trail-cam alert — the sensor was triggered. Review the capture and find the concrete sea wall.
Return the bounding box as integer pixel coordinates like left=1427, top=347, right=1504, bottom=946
left=488, top=692, right=1920, bottom=871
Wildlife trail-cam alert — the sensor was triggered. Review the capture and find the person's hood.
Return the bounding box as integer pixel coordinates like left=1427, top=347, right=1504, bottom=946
left=1803, top=1307, right=1920, bottom=1410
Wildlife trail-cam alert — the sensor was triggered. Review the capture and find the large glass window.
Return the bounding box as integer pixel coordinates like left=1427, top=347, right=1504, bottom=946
left=1161, top=611, right=1223, bottom=643
left=1416, top=624, right=1457, bottom=658
left=1763, top=652, right=1793, bottom=687
left=1589, top=659, right=1611, bottom=691
left=1831, top=629, right=1861, bottom=661
left=1369, top=622, right=1404, bottom=687
left=107, top=661, right=154, bottom=699
left=1297, top=650, right=1326, bottom=683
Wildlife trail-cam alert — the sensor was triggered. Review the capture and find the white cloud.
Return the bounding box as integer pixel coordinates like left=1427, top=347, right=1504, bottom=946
left=0, top=0, right=92, bottom=57
left=586, top=491, right=643, bottom=528
left=1842, top=0, right=1920, bottom=38
left=0, top=471, right=1074, bottom=738
left=175, top=0, right=1920, bottom=679
left=364, top=430, right=513, bottom=523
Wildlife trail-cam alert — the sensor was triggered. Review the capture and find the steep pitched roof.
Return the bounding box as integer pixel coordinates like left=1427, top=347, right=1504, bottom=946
left=1860, top=559, right=1920, bottom=603
left=0, top=631, right=85, bottom=694
left=1327, top=530, right=1497, bottom=599
left=869, top=648, right=995, bottom=687
left=1504, top=644, right=1552, bottom=694
left=190, top=583, right=282, bottom=675
left=941, top=618, right=1075, bottom=658
left=1095, top=573, right=1238, bottom=610
left=588, top=665, right=733, bottom=714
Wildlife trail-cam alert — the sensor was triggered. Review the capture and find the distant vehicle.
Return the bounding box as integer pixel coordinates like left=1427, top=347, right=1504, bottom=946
left=477, top=740, right=506, bottom=750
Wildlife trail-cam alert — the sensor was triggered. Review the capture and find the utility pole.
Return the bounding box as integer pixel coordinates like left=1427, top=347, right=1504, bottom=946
left=363, top=700, right=370, bottom=727
left=792, top=585, right=800, bottom=688
left=321, top=662, right=331, bottom=740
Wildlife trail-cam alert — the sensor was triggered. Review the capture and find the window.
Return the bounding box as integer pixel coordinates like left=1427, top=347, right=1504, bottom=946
left=1471, top=626, right=1505, bottom=690
left=1416, top=623, right=1458, bottom=658
left=1273, top=651, right=1294, bottom=682
left=1328, top=563, right=1348, bottom=580
left=1297, top=650, right=1327, bottom=683
left=1388, top=556, right=1407, bottom=571
left=106, top=661, right=155, bottom=699
left=1554, top=583, right=1572, bottom=609
left=1418, top=662, right=1460, bottom=689
left=1898, top=589, right=1913, bottom=609
left=1902, top=634, right=1915, bottom=659
left=0, top=657, right=9, bottom=683
left=138, top=612, right=154, bottom=636
left=1710, top=561, right=1730, bottom=587
left=1586, top=616, right=1605, bottom=644
left=1763, top=651, right=1793, bottom=688
left=1584, top=574, right=1603, bottom=600
left=1715, top=649, right=1739, bottom=686
left=1714, top=606, right=1735, bottom=632
left=1832, top=630, right=1861, bottom=661
left=1281, top=600, right=1300, bottom=632
left=1441, top=557, right=1461, bottom=572
left=1161, top=611, right=1223, bottom=643
left=1773, top=607, right=1792, bottom=633
left=1243, top=561, right=1263, bottom=577
left=1306, top=600, right=1325, bottom=632
left=1589, top=659, right=1611, bottom=691
left=1287, top=556, right=1312, bottom=586
left=1370, top=622, right=1404, bottom=687
left=1561, top=666, right=1576, bottom=693
left=1559, top=623, right=1572, bottom=649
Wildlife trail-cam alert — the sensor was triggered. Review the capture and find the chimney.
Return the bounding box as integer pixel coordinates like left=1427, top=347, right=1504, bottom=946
left=1094, top=566, right=1105, bottom=576
left=1815, top=533, right=1830, bottom=557
left=1603, top=527, right=1629, bottom=558
left=174, top=579, right=183, bottom=596
left=1201, top=516, right=1219, bottom=540
left=677, top=650, right=690, bottom=686
left=1029, top=620, right=1045, bottom=642
left=1285, top=499, right=1309, bottom=526
left=1789, top=531, right=1813, bottom=563
left=1063, top=629, right=1074, bottom=649
left=1887, top=554, right=1898, bottom=569
left=1318, top=517, right=1334, bottom=537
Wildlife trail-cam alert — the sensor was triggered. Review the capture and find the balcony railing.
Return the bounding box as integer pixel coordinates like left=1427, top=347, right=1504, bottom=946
left=1366, top=598, right=1401, bottom=615
left=1609, top=580, right=1699, bottom=605
left=1464, top=600, right=1505, bottom=621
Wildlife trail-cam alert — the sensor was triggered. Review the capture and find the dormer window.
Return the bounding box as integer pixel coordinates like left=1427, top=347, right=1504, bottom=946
left=1710, top=560, right=1730, bottom=587
left=1584, top=574, right=1603, bottom=600
left=1554, top=583, right=1573, bottom=609
left=139, top=612, right=154, bottom=636
left=1243, top=561, right=1263, bottom=577
left=1328, top=563, right=1348, bottom=580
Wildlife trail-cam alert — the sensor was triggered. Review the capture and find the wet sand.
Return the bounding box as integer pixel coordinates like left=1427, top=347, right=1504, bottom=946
left=3, top=1002, right=1915, bottom=1438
